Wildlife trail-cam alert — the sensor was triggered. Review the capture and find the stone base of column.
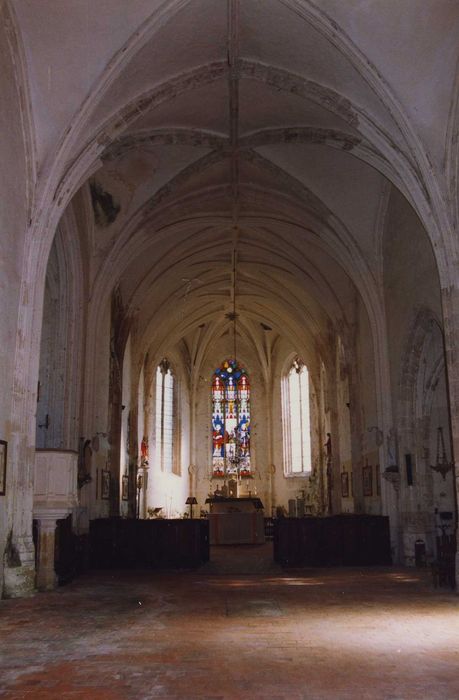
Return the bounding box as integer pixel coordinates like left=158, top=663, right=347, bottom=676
left=2, top=535, right=36, bottom=599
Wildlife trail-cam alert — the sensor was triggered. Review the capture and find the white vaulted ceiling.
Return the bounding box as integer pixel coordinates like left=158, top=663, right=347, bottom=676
left=11, top=0, right=459, bottom=365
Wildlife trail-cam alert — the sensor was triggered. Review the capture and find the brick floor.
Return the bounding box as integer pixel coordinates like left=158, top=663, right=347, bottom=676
left=0, top=548, right=458, bottom=699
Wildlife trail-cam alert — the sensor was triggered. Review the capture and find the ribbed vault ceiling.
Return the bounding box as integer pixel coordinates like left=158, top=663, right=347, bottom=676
left=14, top=0, right=456, bottom=365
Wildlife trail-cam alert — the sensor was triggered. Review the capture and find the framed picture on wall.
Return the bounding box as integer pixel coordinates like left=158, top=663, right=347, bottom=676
left=101, top=469, right=110, bottom=500
left=341, top=471, right=349, bottom=498
left=122, top=474, right=129, bottom=501
left=363, top=465, right=373, bottom=497
left=0, top=440, right=7, bottom=495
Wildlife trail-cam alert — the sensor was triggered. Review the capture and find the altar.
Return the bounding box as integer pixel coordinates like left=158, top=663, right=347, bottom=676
left=206, top=496, right=265, bottom=545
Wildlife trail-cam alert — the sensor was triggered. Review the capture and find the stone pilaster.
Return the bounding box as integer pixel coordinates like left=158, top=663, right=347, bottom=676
left=2, top=533, right=36, bottom=599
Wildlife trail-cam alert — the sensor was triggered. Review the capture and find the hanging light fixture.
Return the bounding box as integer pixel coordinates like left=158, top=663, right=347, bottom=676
left=221, top=0, right=248, bottom=482
left=224, top=244, right=246, bottom=479
left=430, top=427, right=454, bottom=480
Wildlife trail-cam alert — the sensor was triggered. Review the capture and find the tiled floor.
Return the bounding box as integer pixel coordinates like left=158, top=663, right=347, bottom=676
left=0, top=546, right=458, bottom=699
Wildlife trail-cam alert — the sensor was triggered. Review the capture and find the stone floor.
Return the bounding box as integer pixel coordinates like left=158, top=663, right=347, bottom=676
left=0, top=547, right=458, bottom=699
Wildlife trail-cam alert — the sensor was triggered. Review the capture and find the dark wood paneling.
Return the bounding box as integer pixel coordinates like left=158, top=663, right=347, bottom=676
left=273, top=515, right=391, bottom=567
left=53, top=516, right=89, bottom=584
left=90, top=518, right=210, bottom=569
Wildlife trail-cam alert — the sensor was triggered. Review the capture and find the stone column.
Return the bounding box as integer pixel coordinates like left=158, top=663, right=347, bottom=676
left=441, top=284, right=459, bottom=585
left=35, top=517, right=58, bottom=591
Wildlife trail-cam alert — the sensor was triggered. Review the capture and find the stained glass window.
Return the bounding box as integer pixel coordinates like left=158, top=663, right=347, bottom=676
left=212, top=359, right=251, bottom=477
left=282, top=358, right=312, bottom=475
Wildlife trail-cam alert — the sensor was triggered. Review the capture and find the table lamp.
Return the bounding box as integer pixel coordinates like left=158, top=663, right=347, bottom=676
left=186, top=496, right=197, bottom=519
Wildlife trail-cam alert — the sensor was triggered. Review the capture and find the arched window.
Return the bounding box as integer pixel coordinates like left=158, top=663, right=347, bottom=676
left=212, top=359, right=251, bottom=477
left=155, top=359, right=176, bottom=473
left=283, top=358, right=312, bottom=475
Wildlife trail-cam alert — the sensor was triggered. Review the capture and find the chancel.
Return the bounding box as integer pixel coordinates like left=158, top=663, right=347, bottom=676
left=1, top=1, right=459, bottom=697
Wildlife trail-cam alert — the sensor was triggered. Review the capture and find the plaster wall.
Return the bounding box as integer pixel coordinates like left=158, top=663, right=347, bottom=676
left=384, top=189, right=443, bottom=377
left=35, top=228, right=79, bottom=451
left=137, top=364, right=145, bottom=466
left=36, top=242, right=61, bottom=449
left=86, top=300, right=112, bottom=520
left=320, top=0, right=459, bottom=168
left=383, top=189, right=454, bottom=563
left=12, top=0, right=160, bottom=166
left=356, top=295, right=382, bottom=516
left=336, top=337, right=353, bottom=513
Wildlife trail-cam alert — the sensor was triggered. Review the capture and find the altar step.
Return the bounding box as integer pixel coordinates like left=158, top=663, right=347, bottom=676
left=203, top=542, right=281, bottom=575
